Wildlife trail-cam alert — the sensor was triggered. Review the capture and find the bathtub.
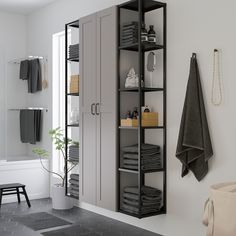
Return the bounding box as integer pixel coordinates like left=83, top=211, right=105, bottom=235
left=0, top=159, right=50, bottom=204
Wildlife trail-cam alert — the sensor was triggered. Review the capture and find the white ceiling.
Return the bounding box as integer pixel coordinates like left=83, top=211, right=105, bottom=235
left=0, top=0, right=60, bottom=15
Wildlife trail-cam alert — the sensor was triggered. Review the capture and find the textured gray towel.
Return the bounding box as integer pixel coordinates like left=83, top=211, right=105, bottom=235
left=69, top=179, right=79, bottom=187
left=70, top=174, right=79, bottom=181
left=20, top=60, right=29, bottom=80
left=122, top=203, right=161, bottom=215
left=122, top=144, right=160, bottom=154
left=176, top=53, right=213, bottom=181
left=28, top=59, right=42, bottom=93
left=124, top=186, right=162, bottom=197
left=20, top=109, right=41, bottom=144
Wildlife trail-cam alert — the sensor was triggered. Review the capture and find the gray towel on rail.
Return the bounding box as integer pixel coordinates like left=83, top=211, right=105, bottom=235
left=19, top=60, right=29, bottom=80
left=28, top=59, right=42, bottom=93
left=176, top=53, right=213, bottom=181
left=20, top=109, right=42, bottom=144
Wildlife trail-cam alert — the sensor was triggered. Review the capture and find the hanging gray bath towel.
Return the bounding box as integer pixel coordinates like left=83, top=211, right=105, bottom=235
left=176, top=53, right=213, bottom=181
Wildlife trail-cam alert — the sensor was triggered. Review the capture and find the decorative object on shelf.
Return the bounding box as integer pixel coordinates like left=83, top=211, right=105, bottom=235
left=121, top=21, right=138, bottom=46
left=32, top=127, right=79, bottom=209
left=70, top=75, right=79, bottom=93
left=141, top=23, right=148, bottom=42
left=70, top=108, right=79, bottom=125
left=125, top=68, right=139, bottom=88
left=146, top=51, right=156, bottom=87
left=176, top=53, right=213, bottom=181
left=211, top=49, right=222, bottom=106
left=126, top=110, right=132, bottom=119
left=142, top=105, right=151, bottom=113
left=121, top=110, right=158, bottom=127
left=132, top=107, right=138, bottom=119
left=148, top=25, right=157, bottom=44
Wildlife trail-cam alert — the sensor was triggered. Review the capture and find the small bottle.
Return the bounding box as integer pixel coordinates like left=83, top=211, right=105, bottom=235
left=148, top=25, right=156, bottom=44
left=141, top=23, right=148, bottom=42
left=132, top=107, right=139, bottom=119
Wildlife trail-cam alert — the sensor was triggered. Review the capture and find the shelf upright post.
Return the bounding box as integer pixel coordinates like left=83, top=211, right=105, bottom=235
left=138, top=0, right=144, bottom=219
left=163, top=3, right=167, bottom=213
left=65, top=23, right=69, bottom=196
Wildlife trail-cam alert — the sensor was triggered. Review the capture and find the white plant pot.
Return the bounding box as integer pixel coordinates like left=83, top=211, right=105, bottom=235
left=51, top=184, right=74, bottom=210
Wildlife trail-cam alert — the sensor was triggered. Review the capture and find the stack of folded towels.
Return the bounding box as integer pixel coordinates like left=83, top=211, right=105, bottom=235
left=69, top=44, right=79, bottom=59
left=69, top=174, right=79, bottom=198
left=121, top=21, right=138, bottom=46
left=122, top=144, right=162, bottom=171
left=69, top=145, right=79, bottom=162
left=122, top=185, right=162, bottom=215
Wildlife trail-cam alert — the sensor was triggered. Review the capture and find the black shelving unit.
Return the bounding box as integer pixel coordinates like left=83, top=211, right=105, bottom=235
left=65, top=19, right=80, bottom=200
left=117, top=0, right=167, bottom=218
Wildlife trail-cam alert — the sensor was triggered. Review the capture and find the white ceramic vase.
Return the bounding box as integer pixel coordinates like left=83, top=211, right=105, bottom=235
left=51, top=184, right=73, bottom=210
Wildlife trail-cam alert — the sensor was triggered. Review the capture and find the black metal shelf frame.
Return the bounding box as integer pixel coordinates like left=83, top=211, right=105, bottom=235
left=117, top=0, right=167, bottom=218
left=65, top=19, right=79, bottom=200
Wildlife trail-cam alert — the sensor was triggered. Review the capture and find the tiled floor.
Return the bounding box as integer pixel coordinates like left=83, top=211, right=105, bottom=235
left=0, top=198, right=162, bottom=236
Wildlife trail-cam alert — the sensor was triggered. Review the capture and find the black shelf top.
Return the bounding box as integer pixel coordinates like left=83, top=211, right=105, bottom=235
left=67, top=194, right=79, bottom=200
left=69, top=21, right=79, bottom=28
left=119, top=43, right=164, bottom=52
left=119, top=126, right=164, bottom=130
left=119, top=207, right=165, bottom=219
left=67, top=159, right=79, bottom=163
left=67, top=57, right=79, bottom=62
left=119, top=0, right=166, bottom=12
left=67, top=93, right=79, bottom=96
left=67, top=124, right=79, bottom=127
left=118, top=168, right=138, bottom=174
left=119, top=87, right=164, bottom=92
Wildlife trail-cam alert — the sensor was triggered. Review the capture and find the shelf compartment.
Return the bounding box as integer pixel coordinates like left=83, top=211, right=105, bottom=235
left=119, top=43, right=164, bottom=52
left=119, top=0, right=165, bottom=12
left=119, top=87, right=164, bottom=92
left=67, top=124, right=79, bottom=127
left=67, top=57, right=79, bottom=62
left=67, top=93, right=79, bottom=96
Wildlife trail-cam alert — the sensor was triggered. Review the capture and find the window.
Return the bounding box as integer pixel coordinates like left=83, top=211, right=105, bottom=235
left=52, top=30, right=71, bottom=174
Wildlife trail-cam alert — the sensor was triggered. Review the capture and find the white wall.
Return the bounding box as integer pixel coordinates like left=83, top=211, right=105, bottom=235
left=0, top=11, right=28, bottom=160
left=26, top=0, right=236, bottom=236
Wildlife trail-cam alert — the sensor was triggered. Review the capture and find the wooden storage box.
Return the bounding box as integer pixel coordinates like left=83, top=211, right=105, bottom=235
left=120, top=112, right=158, bottom=127
left=70, top=75, right=79, bottom=93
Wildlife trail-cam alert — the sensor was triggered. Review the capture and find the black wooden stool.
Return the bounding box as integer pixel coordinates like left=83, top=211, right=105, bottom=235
left=0, top=183, right=31, bottom=208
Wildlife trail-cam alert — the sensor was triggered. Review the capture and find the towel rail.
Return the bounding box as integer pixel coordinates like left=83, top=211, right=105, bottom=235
left=8, top=108, right=48, bottom=112
left=8, top=56, right=47, bottom=64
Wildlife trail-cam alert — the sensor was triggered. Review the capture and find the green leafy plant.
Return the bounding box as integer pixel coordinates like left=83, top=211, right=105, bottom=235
left=33, top=127, right=79, bottom=187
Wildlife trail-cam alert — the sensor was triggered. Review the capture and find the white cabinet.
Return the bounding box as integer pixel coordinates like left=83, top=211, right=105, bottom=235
left=79, top=6, right=117, bottom=211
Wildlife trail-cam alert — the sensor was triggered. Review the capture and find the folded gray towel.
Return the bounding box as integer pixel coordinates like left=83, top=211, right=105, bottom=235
left=122, top=144, right=160, bottom=154
left=69, top=179, right=79, bottom=186
left=141, top=164, right=162, bottom=171
left=176, top=53, right=213, bottom=181
left=122, top=203, right=161, bottom=215
left=70, top=174, right=79, bottom=181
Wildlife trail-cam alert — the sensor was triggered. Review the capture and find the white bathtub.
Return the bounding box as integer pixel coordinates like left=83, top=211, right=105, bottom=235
left=0, top=159, right=50, bottom=204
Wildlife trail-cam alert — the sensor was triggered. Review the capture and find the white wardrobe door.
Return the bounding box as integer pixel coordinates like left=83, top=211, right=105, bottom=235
left=79, top=13, right=97, bottom=205
left=96, top=6, right=117, bottom=211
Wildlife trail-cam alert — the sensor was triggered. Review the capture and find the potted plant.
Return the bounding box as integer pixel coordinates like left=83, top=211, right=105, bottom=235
left=33, top=127, right=79, bottom=210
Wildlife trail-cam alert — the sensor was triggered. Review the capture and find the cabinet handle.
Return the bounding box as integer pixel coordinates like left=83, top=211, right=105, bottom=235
left=95, top=103, right=100, bottom=115
left=91, top=103, right=95, bottom=115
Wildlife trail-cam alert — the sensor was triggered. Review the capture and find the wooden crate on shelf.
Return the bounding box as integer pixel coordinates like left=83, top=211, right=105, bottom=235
left=70, top=75, right=79, bottom=93
left=121, top=112, right=158, bottom=127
